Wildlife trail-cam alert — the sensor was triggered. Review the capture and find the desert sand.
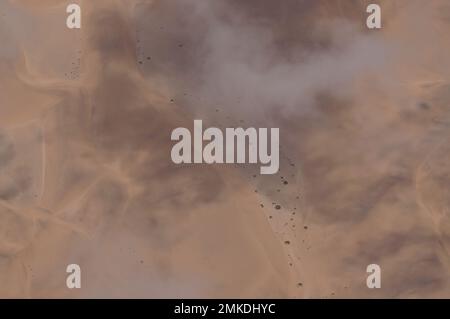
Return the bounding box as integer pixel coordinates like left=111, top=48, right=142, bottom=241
left=0, top=0, right=450, bottom=298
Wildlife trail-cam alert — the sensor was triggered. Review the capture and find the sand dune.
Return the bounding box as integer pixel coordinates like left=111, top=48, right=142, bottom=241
left=0, top=0, right=450, bottom=298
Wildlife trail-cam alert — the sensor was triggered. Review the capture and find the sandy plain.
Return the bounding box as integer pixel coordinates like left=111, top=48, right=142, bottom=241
left=0, top=0, right=450, bottom=298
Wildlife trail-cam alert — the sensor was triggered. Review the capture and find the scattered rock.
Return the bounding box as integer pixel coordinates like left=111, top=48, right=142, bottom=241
left=419, top=102, right=430, bottom=110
